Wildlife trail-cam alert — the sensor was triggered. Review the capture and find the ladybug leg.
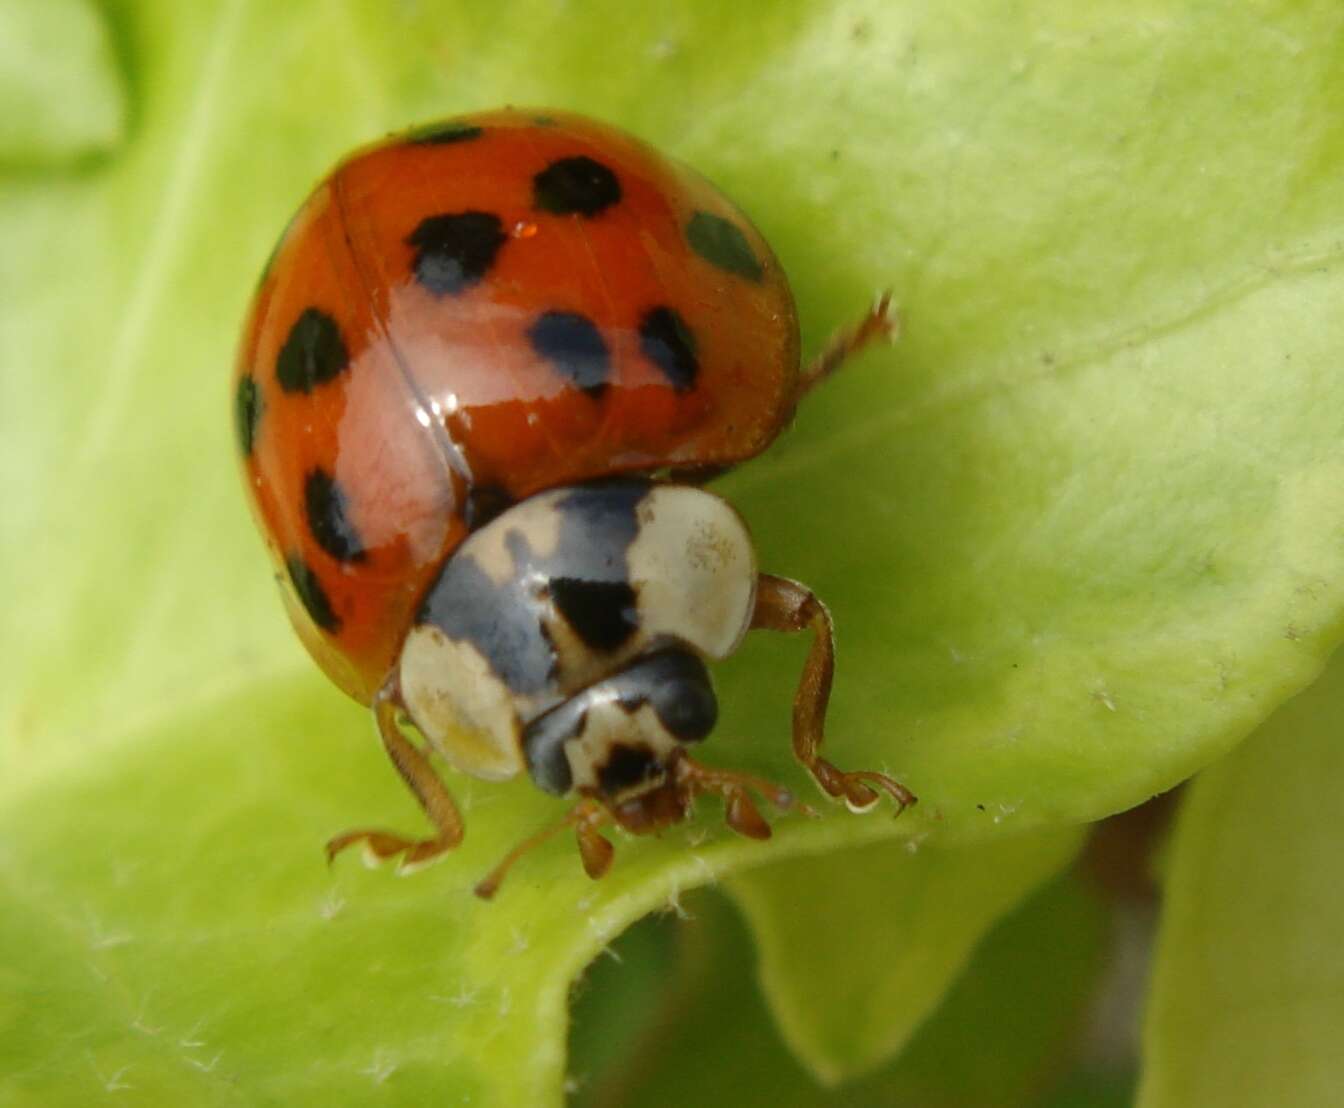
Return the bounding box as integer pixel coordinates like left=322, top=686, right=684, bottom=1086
left=751, top=573, right=916, bottom=815
left=473, top=799, right=611, bottom=899
left=672, top=753, right=804, bottom=840
left=326, top=687, right=465, bottom=873
left=797, top=291, right=900, bottom=398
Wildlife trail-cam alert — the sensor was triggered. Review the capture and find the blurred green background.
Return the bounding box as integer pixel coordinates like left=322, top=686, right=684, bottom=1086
left=3, top=2, right=1343, bottom=1105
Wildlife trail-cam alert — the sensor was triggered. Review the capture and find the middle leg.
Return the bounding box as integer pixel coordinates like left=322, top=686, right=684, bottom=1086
left=326, top=682, right=466, bottom=872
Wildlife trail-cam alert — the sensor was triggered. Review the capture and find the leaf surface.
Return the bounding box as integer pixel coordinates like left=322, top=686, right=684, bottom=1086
left=726, top=829, right=1084, bottom=1081
left=1138, top=648, right=1344, bottom=1108
left=4, top=2, right=1344, bottom=1102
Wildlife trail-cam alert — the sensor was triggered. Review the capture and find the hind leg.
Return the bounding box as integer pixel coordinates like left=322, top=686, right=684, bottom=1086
left=796, top=291, right=900, bottom=398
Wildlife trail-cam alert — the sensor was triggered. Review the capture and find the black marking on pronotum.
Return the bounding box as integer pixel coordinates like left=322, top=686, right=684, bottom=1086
left=547, top=481, right=649, bottom=581
left=533, top=155, right=621, bottom=217
left=685, top=210, right=764, bottom=282
left=639, top=306, right=699, bottom=392
left=304, top=468, right=367, bottom=563
left=417, top=480, right=651, bottom=697
left=406, top=211, right=507, bottom=296
left=526, top=310, right=611, bottom=396
left=407, top=122, right=484, bottom=145
left=285, top=554, right=340, bottom=633
left=418, top=549, right=560, bottom=697
left=549, top=578, right=638, bottom=652
left=235, top=373, right=263, bottom=456
left=596, top=743, right=662, bottom=796
left=276, top=308, right=349, bottom=393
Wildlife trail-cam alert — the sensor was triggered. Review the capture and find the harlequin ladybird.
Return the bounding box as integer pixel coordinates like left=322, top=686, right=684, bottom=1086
left=234, top=108, right=913, bottom=897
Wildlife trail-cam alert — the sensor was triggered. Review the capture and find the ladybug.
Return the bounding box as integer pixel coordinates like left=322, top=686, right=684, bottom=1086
left=234, top=108, right=913, bottom=897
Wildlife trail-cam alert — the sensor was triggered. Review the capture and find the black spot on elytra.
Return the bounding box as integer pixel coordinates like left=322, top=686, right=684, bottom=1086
left=685, top=210, right=764, bottom=281
left=550, top=578, right=638, bottom=652
left=285, top=554, right=340, bottom=633
left=597, top=744, right=662, bottom=796
left=463, top=484, right=514, bottom=530
left=639, top=306, right=699, bottom=392
left=407, top=122, right=484, bottom=145
left=526, top=311, right=610, bottom=396
left=406, top=211, right=507, bottom=296
left=533, top=155, right=621, bottom=217
left=304, top=469, right=366, bottom=563
left=276, top=308, right=349, bottom=393
left=235, top=374, right=263, bottom=455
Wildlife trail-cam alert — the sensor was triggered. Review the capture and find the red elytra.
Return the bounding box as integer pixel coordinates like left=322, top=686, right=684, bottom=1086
left=234, top=108, right=800, bottom=704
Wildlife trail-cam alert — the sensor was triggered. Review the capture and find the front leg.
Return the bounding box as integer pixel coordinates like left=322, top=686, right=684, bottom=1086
left=472, top=799, right=612, bottom=900
left=751, top=574, right=916, bottom=814
left=326, top=680, right=465, bottom=872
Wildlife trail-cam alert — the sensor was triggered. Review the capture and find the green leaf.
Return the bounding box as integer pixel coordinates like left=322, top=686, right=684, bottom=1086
left=0, top=0, right=126, bottom=167
left=881, top=874, right=1113, bottom=1108
left=1137, top=648, right=1344, bottom=1108
left=5, top=2, right=1344, bottom=1103
left=0, top=676, right=958, bottom=1106
left=573, top=872, right=1110, bottom=1107
left=1039, top=1070, right=1137, bottom=1108
left=725, top=827, right=1085, bottom=1082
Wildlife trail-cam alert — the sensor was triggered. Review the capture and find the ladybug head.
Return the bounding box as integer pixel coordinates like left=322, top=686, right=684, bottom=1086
left=521, top=648, right=717, bottom=806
